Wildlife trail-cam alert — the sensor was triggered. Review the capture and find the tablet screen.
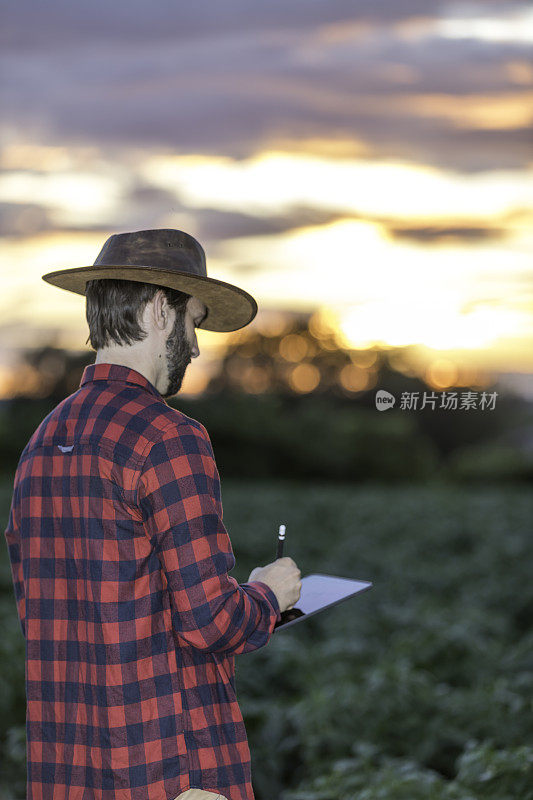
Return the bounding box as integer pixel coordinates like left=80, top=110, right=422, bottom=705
left=273, top=573, right=373, bottom=631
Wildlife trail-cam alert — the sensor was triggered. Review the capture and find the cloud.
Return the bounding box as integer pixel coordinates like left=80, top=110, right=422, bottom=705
left=385, top=223, right=509, bottom=244
left=1, top=2, right=531, bottom=173
left=192, top=206, right=343, bottom=244
left=0, top=202, right=54, bottom=236
left=0, top=0, right=450, bottom=50
left=139, top=152, right=533, bottom=222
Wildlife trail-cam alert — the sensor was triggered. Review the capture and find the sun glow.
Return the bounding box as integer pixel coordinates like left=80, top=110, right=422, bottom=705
left=335, top=301, right=531, bottom=351
left=141, top=151, right=533, bottom=221
left=0, top=141, right=531, bottom=374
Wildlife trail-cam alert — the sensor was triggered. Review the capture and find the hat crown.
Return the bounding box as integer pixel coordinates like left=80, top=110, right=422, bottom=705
left=93, top=229, right=207, bottom=277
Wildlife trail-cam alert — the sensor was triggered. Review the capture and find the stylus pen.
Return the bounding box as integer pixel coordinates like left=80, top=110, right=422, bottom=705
left=276, top=524, right=286, bottom=560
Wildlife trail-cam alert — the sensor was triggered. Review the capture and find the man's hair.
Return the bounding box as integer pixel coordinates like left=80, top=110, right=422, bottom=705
left=84, top=279, right=190, bottom=351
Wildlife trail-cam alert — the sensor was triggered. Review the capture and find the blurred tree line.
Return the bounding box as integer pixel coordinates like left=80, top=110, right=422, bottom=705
left=1, top=313, right=532, bottom=484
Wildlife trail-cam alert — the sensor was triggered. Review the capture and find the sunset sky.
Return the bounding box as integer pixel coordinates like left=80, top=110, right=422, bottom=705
left=1, top=0, right=532, bottom=397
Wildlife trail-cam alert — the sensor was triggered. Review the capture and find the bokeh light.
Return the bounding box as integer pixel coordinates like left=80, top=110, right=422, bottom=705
left=288, top=363, right=321, bottom=393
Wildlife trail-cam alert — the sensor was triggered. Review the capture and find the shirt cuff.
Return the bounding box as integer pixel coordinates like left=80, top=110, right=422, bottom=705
left=243, top=580, right=282, bottom=622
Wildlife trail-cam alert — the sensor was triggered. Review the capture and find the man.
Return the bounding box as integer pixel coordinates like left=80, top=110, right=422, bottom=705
left=4, top=229, right=302, bottom=800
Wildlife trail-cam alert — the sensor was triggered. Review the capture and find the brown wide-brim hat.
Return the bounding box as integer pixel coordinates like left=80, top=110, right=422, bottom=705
left=41, top=228, right=258, bottom=332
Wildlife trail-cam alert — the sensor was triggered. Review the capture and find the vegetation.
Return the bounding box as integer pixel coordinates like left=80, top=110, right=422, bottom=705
left=2, top=386, right=532, bottom=485
left=2, top=479, right=532, bottom=799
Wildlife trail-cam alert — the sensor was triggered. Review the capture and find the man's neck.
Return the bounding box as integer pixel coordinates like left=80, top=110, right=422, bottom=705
left=95, top=350, right=156, bottom=386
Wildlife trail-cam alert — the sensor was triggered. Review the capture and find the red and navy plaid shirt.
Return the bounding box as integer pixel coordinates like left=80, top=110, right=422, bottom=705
left=4, top=362, right=281, bottom=800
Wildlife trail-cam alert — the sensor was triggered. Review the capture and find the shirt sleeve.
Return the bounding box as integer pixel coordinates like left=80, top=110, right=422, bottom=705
left=4, top=484, right=26, bottom=639
left=136, top=419, right=281, bottom=654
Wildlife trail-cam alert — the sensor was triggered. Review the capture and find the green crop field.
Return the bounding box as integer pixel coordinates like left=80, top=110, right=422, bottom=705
left=1, top=478, right=532, bottom=800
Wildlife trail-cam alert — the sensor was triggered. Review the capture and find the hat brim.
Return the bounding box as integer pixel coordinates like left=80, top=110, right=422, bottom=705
left=41, top=265, right=258, bottom=332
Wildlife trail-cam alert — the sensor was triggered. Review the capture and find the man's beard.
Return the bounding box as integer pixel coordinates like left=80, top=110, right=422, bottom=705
left=162, top=309, right=192, bottom=398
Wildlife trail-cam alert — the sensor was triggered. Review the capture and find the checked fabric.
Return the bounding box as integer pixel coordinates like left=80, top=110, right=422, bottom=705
left=4, top=362, right=281, bottom=800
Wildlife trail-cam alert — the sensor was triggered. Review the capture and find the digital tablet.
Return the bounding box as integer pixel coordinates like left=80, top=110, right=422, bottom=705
left=273, top=572, right=373, bottom=631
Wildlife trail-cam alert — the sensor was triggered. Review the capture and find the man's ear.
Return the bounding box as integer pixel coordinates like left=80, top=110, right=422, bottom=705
left=154, top=290, right=170, bottom=328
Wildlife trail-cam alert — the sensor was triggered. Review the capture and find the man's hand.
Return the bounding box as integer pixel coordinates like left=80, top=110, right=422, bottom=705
left=247, top=557, right=302, bottom=613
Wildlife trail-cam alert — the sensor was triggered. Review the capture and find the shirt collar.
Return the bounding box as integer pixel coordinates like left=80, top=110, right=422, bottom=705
left=79, top=362, right=163, bottom=400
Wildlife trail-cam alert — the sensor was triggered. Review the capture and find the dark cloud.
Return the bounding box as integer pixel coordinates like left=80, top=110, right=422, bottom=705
left=0, top=191, right=515, bottom=251
left=0, top=190, right=343, bottom=242
left=1, top=8, right=531, bottom=174
left=0, top=202, right=54, bottom=237
left=0, top=0, right=533, bottom=205
left=192, top=206, right=342, bottom=244
left=360, top=123, right=532, bottom=173
left=0, top=0, right=466, bottom=50
left=386, top=223, right=509, bottom=244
